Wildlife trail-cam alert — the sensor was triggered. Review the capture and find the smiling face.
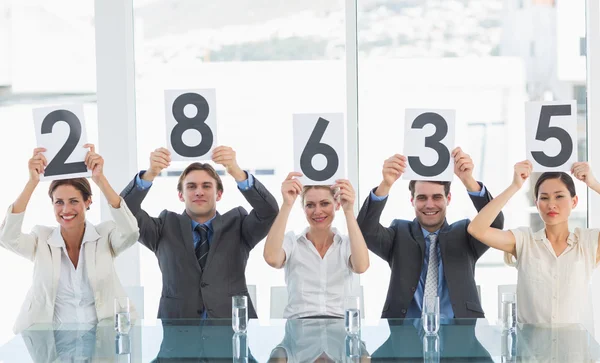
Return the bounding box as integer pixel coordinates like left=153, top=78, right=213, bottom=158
left=178, top=169, right=222, bottom=221
left=535, top=178, right=578, bottom=226
left=52, top=185, right=91, bottom=231
left=302, top=186, right=340, bottom=231
left=411, top=181, right=451, bottom=232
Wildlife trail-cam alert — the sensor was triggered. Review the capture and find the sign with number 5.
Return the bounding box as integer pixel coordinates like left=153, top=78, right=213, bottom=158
left=526, top=100, right=577, bottom=172
left=32, top=104, right=92, bottom=181
left=293, top=113, right=346, bottom=186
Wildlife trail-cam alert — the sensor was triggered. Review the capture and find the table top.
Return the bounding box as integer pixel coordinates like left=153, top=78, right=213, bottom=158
left=0, top=318, right=598, bottom=362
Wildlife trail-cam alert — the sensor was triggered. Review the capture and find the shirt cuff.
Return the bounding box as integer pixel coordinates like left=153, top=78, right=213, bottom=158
left=135, top=171, right=153, bottom=190
left=236, top=172, right=254, bottom=191
left=370, top=190, right=388, bottom=201
left=467, top=183, right=486, bottom=197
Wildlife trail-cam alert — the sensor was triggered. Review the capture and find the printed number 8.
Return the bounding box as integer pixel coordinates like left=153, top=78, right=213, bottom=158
left=170, top=93, right=213, bottom=157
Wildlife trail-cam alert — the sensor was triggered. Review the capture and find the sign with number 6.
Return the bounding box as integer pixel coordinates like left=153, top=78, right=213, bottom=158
left=293, top=113, right=346, bottom=186
left=32, top=104, right=92, bottom=181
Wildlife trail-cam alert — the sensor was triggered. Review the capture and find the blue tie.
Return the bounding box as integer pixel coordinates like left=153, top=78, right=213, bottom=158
left=194, top=225, right=209, bottom=270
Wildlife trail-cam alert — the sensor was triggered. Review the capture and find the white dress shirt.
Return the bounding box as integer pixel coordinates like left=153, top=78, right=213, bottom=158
left=50, top=223, right=99, bottom=325
left=508, top=227, right=599, bottom=334
left=282, top=227, right=358, bottom=319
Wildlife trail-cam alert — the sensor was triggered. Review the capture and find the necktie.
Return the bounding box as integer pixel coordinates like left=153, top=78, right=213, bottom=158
left=423, top=233, right=439, bottom=300
left=194, top=225, right=209, bottom=270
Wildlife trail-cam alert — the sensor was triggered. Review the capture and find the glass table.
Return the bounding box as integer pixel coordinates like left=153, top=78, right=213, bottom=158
left=0, top=318, right=598, bottom=362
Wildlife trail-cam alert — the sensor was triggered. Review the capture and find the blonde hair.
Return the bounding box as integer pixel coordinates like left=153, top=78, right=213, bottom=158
left=300, top=185, right=339, bottom=206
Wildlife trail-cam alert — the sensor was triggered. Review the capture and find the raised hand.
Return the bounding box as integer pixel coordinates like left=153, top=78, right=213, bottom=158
left=83, top=144, right=104, bottom=183
left=212, top=145, right=245, bottom=181
left=452, top=147, right=474, bottom=181
left=144, top=147, right=171, bottom=181
left=333, top=179, right=356, bottom=213
left=281, top=172, right=303, bottom=207
left=382, top=154, right=407, bottom=188
left=513, top=160, right=533, bottom=189
left=28, top=147, right=47, bottom=183
left=572, top=162, right=599, bottom=189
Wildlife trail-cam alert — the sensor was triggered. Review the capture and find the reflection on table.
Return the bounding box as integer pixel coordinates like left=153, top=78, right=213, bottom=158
left=0, top=319, right=598, bottom=362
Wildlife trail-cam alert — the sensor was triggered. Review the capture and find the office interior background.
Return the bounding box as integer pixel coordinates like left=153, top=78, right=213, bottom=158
left=0, top=0, right=600, bottom=348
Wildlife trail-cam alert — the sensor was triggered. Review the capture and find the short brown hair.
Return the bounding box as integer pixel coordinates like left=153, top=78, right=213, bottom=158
left=48, top=178, right=93, bottom=208
left=300, top=185, right=338, bottom=205
left=177, top=162, right=224, bottom=194
left=408, top=180, right=451, bottom=198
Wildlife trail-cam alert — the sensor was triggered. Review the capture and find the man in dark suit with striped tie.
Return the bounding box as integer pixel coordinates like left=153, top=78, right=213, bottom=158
left=121, top=145, right=279, bottom=319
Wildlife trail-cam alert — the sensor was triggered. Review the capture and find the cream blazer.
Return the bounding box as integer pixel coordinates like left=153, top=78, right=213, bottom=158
left=0, top=197, right=140, bottom=334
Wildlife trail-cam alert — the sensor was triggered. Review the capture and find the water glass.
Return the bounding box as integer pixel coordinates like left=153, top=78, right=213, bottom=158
left=501, top=329, right=517, bottom=363
left=423, top=335, right=440, bottom=363
left=115, top=333, right=131, bottom=362
left=232, top=332, right=248, bottom=363
left=422, top=295, right=440, bottom=335
left=344, top=296, right=361, bottom=335
left=114, top=297, right=131, bottom=335
left=232, top=296, right=248, bottom=334
left=345, top=334, right=361, bottom=360
left=501, top=292, right=517, bottom=331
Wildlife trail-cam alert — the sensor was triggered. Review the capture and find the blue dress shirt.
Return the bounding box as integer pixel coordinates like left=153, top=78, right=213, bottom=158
left=369, top=185, right=486, bottom=319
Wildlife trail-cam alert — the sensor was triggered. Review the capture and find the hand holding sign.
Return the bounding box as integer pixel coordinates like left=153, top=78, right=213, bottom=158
left=571, top=162, right=598, bottom=188
left=212, top=145, right=246, bottom=182
left=403, top=109, right=455, bottom=181
left=512, top=160, right=533, bottom=189
left=32, top=104, right=92, bottom=181
left=526, top=101, right=577, bottom=172
left=281, top=172, right=303, bottom=207
left=28, top=148, right=48, bottom=184
left=293, top=113, right=346, bottom=186
left=165, top=89, right=217, bottom=161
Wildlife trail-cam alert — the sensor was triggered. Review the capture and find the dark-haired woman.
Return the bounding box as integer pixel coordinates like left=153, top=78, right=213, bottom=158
left=467, top=160, right=600, bottom=332
left=0, top=145, right=139, bottom=333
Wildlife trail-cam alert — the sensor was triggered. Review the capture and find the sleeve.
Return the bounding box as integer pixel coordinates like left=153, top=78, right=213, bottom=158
left=107, top=198, right=141, bottom=257
left=0, top=205, right=38, bottom=261
left=342, top=235, right=353, bottom=271
left=281, top=231, right=296, bottom=267
left=236, top=172, right=254, bottom=191
left=507, top=227, right=531, bottom=268
left=467, top=184, right=487, bottom=197
left=577, top=228, right=600, bottom=268
left=135, top=171, right=153, bottom=190
left=369, top=190, right=388, bottom=202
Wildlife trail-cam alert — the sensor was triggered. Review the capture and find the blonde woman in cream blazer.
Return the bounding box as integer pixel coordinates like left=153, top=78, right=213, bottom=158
left=0, top=145, right=139, bottom=334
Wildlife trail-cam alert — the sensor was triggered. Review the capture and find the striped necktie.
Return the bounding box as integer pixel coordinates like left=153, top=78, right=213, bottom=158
left=194, top=225, right=209, bottom=270
left=423, top=233, right=439, bottom=299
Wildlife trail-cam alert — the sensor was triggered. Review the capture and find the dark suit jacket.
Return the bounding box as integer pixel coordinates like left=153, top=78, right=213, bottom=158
left=121, top=174, right=278, bottom=319
left=357, top=183, right=504, bottom=318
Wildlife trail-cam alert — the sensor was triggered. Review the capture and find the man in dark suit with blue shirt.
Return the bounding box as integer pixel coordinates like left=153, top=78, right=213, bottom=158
left=357, top=147, right=504, bottom=319
left=120, top=145, right=278, bottom=320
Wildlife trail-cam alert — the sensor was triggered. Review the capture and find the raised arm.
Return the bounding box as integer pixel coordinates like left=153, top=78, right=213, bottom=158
left=467, top=160, right=533, bottom=256
left=212, top=146, right=279, bottom=248
left=84, top=144, right=140, bottom=255
left=336, top=179, right=369, bottom=274
left=264, top=172, right=302, bottom=269
left=119, top=148, right=171, bottom=252
left=571, top=162, right=600, bottom=264
left=356, top=154, right=406, bottom=263
left=0, top=148, right=47, bottom=260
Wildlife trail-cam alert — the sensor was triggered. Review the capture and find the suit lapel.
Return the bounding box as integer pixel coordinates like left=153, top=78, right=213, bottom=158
left=205, top=213, right=222, bottom=270
left=84, top=241, right=98, bottom=293
left=409, top=219, right=426, bottom=258
left=50, top=245, right=62, bottom=301
left=437, top=221, right=450, bottom=263
left=178, top=213, right=202, bottom=274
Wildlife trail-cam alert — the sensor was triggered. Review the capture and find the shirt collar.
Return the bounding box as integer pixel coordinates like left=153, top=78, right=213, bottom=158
left=47, top=221, right=101, bottom=248
left=190, top=214, right=216, bottom=233
left=421, top=227, right=439, bottom=239
left=298, top=227, right=343, bottom=244
left=533, top=228, right=577, bottom=246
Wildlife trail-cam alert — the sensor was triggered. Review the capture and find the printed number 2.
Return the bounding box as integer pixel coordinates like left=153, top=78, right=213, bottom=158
left=300, top=117, right=339, bottom=181
left=531, top=105, right=573, bottom=168
left=170, top=93, right=214, bottom=157
left=407, top=112, right=450, bottom=177
left=41, top=110, right=87, bottom=177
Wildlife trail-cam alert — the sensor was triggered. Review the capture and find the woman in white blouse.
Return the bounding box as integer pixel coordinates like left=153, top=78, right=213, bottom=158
left=467, top=160, right=600, bottom=331
left=263, top=172, right=369, bottom=319
left=0, top=145, right=139, bottom=334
